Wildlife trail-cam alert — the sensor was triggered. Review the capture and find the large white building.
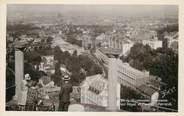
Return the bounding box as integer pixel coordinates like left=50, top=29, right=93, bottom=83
left=142, top=39, right=162, bottom=49
left=121, top=40, right=134, bottom=56
left=116, top=60, right=150, bottom=89
left=107, top=33, right=134, bottom=56
left=80, top=74, right=108, bottom=107
left=140, top=30, right=162, bottom=49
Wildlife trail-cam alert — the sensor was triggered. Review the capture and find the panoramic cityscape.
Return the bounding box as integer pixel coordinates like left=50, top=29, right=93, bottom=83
left=6, top=5, right=178, bottom=112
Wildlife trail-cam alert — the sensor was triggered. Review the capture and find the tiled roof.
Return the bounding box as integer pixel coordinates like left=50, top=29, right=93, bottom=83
left=89, top=79, right=106, bottom=94
left=82, top=74, right=107, bottom=94
left=138, top=84, right=157, bottom=96
left=99, top=47, right=122, bottom=55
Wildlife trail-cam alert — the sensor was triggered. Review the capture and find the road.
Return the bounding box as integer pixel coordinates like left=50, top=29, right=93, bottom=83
left=51, top=34, right=84, bottom=55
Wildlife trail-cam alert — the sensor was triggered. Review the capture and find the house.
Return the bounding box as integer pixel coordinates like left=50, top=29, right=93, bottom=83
left=80, top=74, right=108, bottom=107
left=142, top=39, right=162, bottom=49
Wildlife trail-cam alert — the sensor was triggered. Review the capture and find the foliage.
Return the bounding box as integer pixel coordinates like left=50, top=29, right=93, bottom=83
left=25, top=51, right=42, bottom=65
left=47, top=36, right=54, bottom=43
left=53, top=46, right=102, bottom=86
left=7, top=23, right=40, bottom=38
left=120, top=85, right=144, bottom=111
left=122, top=43, right=178, bottom=110
left=24, top=62, right=41, bottom=81
left=66, top=34, right=82, bottom=47
left=121, top=85, right=145, bottom=99
left=6, top=65, right=15, bottom=102
left=156, top=24, right=178, bottom=40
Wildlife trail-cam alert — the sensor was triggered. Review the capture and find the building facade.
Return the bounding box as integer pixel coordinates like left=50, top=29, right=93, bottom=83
left=108, top=33, right=134, bottom=56
left=80, top=74, right=108, bottom=107
left=142, top=39, right=162, bottom=49
left=116, top=60, right=150, bottom=89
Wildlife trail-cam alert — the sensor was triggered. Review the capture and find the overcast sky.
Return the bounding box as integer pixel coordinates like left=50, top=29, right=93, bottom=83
left=7, top=5, right=178, bottom=19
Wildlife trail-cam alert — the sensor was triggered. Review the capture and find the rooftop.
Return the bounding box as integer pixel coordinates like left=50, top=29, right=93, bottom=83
left=138, top=84, right=157, bottom=97
left=88, top=79, right=106, bottom=94
left=117, top=60, right=149, bottom=78
left=99, top=47, right=122, bottom=56
left=81, top=74, right=107, bottom=94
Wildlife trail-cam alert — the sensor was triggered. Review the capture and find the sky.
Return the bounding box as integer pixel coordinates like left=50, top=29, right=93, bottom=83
left=7, top=4, right=178, bottom=24
left=7, top=5, right=178, bottom=16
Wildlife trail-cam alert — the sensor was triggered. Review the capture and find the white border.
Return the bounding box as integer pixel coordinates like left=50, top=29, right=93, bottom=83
left=0, top=0, right=184, bottom=116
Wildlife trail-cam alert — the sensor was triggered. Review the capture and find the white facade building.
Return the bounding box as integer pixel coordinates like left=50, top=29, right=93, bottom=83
left=142, top=40, right=162, bottom=49
left=107, top=33, right=134, bottom=56
left=116, top=60, right=150, bottom=89
left=121, top=40, right=134, bottom=56
left=80, top=74, right=108, bottom=107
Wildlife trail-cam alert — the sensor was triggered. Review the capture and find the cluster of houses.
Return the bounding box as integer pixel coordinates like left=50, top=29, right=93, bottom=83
left=82, top=29, right=164, bottom=59
left=7, top=21, right=178, bottom=111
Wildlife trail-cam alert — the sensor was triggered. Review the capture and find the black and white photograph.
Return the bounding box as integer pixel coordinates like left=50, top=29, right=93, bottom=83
left=5, top=4, right=179, bottom=112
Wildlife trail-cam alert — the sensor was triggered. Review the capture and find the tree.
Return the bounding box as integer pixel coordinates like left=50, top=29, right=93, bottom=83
left=156, top=24, right=178, bottom=40
left=126, top=43, right=152, bottom=70
left=24, top=62, right=40, bottom=81
left=54, top=46, right=63, bottom=62
left=124, top=43, right=178, bottom=110
left=25, top=51, right=42, bottom=71
left=47, top=36, right=53, bottom=43
left=120, top=85, right=144, bottom=111
left=25, top=51, right=42, bottom=65
left=6, top=66, right=15, bottom=102
left=89, top=64, right=103, bottom=75
left=72, top=50, right=77, bottom=57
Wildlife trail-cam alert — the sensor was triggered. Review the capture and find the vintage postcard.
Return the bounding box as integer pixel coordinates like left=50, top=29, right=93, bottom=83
left=0, top=0, right=184, bottom=116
